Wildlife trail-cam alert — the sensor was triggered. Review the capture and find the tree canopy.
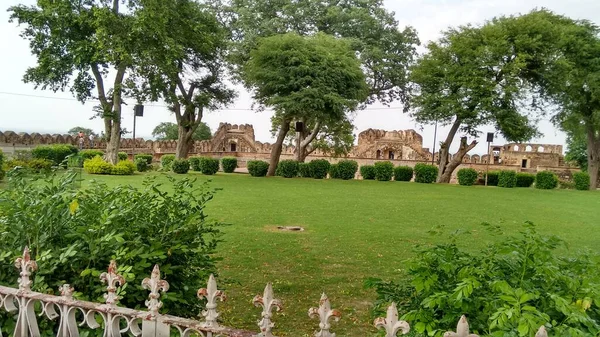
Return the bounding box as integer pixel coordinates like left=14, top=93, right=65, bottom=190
left=152, top=122, right=212, bottom=142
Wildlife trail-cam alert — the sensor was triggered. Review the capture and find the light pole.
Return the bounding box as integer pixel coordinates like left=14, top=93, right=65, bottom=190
left=133, top=104, right=144, bottom=156
left=485, top=132, right=493, bottom=186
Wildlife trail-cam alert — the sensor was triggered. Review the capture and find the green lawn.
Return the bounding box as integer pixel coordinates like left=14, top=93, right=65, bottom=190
left=81, top=172, right=600, bottom=336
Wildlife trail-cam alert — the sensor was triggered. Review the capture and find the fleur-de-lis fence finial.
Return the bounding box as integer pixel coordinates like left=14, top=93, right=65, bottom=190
left=535, top=326, right=548, bottom=337
left=100, top=260, right=125, bottom=306
left=443, top=315, right=479, bottom=337
left=308, top=293, right=341, bottom=337
left=197, top=274, right=226, bottom=328
left=374, top=303, right=410, bottom=337
left=253, top=282, right=282, bottom=337
left=59, top=284, right=75, bottom=299
left=141, top=265, right=169, bottom=317
left=15, top=246, right=38, bottom=292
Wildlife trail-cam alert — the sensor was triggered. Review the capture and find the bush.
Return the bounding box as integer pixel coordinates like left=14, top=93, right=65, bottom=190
left=135, top=158, right=150, bottom=172
left=221, top=157, right=238, bottom=173
left=28, top=159, right=54, bottom=173
left=189, top=157, right=201, bottom=171
left=483, top=171, right=500, bottom=186
left=80, top=149, right=105, bottom=160
left=336, top=160, right=358, bottom=180
left=12, top=150, right=32, bottom=161
left=535, top=171, right=558, bottom=189
left=161, top=154, right=176, bottom=170
left=374, top=161, right=394, bottom=181
left=559, top=179, right=575, bottom=189
left=360, top=165, right=376, bottom=180
left=134, top=154, right=153, bottom=165
left=276, top=160, right=299, bottom=178
left=516, top=173, right=535, bottom=188
left=367, top=223, right=600, bottom=337
left=299, top=162, right=312, bottom=178
left=394, top=166, right=413, bottom=182
left=83, top=156, right=113, bottom=175
left=118, top=152, right=128, bottom=161
left=171, top=159, right=190, bottom=174
left=0, top=150, right=4, bottom=181
left=309, top=159, right=330, bottom=179
left=199, top=157, right=220, bottom=175
left=498, top=170, right=517, bottom=188
left=457, top=168, right=478, bottom=186
left=328, top=164, right=339, bottom=179
left=112, top=160, right=135, bottom=175
left=0, top=171, right=224, bottom=319
left=573, top=172, right=591, bottom=191
left=32, top=144, right=78, bottom=166
left=414, top=163, right=438, bottom=183
left=4, top=159, right=28, bottom=171
left=247, top=160, right=269, bottom=177
left=67, top=154, right=83, bottom=168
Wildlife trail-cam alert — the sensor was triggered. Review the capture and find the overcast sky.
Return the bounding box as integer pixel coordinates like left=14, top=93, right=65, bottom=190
left=1, top=0, right=599, bottom=154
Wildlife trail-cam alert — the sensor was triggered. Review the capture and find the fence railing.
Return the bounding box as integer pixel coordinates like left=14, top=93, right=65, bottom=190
left=0, top=247, right=549, bottom=337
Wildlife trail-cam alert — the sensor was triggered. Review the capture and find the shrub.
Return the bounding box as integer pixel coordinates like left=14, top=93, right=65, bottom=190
left=118, top=152, right=128, bottom=161
left=367, top=223, right=600, bottom=337
left=535, top=171, right=558, bottom=189
left=457, top=168, right=478, bottom=186
left=299, top=162, right=312, bottom=178
left=277, top=160, right=299, bottom=178
left=0, top=171, right=224, bottom=318
left=189, top=157, right=201, bottom=171
left=394, top=166, right=413, bottom=182
left=199, top=157, right=220, bottom=175
left=67, top=154, right=83, bottom=168
left=135, top=158, right=150, bottom=172
left=0, top=150, right=4, bottom=181
left=309, top=159, right=330, bottom=179
left=172, top=159, right=190, bottom=174
left=83, top=156, right=113, bottom=175
left=134, top=154, right=153, bottom=165
left=80, top=149, right=105, bottom=160
left=516, top=173, right=535, bottom=188
left=414, top=163, right=438, bottom=183
left=559, top=179, right=575, bottom=189
left=13, top=150, right=33, bottom=161
left=4, top=159, right=28, bottom=171
left=112, top=160, right=135, bottom=175
left=32, top=144, right=78, bottom=166
left=336, top=160, right=358, bottom=180
left=247, top=160, right=269, bottom=177
left=28, top=159, right=54, bottom=173
left=328, top=164, right=339, bottom=179
left=573, top=172, right=591, bottom=191
left=161, top=154, right=176, bottom=170
left=483, top=171, right=500, bottom=186
left=221, top=157, right=238, bottom=173
left=360, top=165, right=376, bottom=180
left=497, top=170, right=517, bottom=188
left=374, top=161, right=394, bottom=181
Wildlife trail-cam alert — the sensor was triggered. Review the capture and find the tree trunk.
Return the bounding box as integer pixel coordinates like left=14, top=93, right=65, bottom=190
left=438, top=137, right=478, bottom=183
left=267, top=119, right=291, bottom=176
left=295, top=122, right=321, bottom=162
left=176, top=124, right=193, bottom=159
left=437, top=118, right=462, bottom=182
left=104, top=65, right=126, bottom=164
left=586, top=127, right=600, bottom=190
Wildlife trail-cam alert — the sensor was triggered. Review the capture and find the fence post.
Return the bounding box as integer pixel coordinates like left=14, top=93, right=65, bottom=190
left=308, top=293, right=341, bottom=337
left=374, top=303, right=410, bottom=337
left=253, top=283, right=282, bottom=337
left=198, top=274, right=226, bottom=329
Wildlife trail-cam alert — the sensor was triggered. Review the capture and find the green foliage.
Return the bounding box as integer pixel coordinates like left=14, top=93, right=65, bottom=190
left=118, top=152, right=128, bottom=161
left=68, top=127, right=96, bottom=137
left=299, top=162, right=312, bottom=178
left=80, top=149, right=105, bottom=160
left=516, top=173, right=535, bottom=188
left=328, top=164, right=339, bottom=179
left=152, top=122, right=213, bottom=141
left=368, top=223, right=600, bottom=337
left=134, top=154, right=153, bottom=165
left=360, top=165, right=376, bottom=180
left=573, top=172, right=591, bottom=190
left=247, top=160, right=269, bottom=177
left=161, top=155, right=176, bottom=170
left=31, top=145, right=78, bottom=166
left=559, top=179, right=575, bottom=190
left=308, top=160, right=330, bottom=179
left=374, top=161, right=394, bottom=181
left=135, top=158, right=150, bottom=172
left=83, top=156, right=114, bottom=175
left=189, top=157, right=201, bottom=171
left=276, top=160, right=299, bottom=178
left=0, top=150, right=4, bottom=181
left=12, top=150, right=32, bottom=161
left=27, top=159, right=54, bottom=173
left=565, top=132, right=588, bottom=170
left=484, top=171, right=500, bottom=186
left=498, top=170, right=517, bottom=188
left=335, top=160, right=358, bottom=180
left=0, top=171, right=224, bottom=319
left=394, top=166, right=414, bottom=182
left=111, top=161, right=135, bottom=175
left=221, top=157, right=238, bottom=173
left=199, top=157, right=220, bottom=175
left=457, top=168, right=478, bottom=186
left=172, top=159, right=190, bottom=174
left=414, top=163, right=438, bottom=183
left=536, top=171, right=559, bottom=189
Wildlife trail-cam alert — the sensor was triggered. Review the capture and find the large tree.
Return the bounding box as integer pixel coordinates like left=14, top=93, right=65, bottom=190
left=131, top=0, right=235, bottom=159
left=217, top=0, right=419, bottom=173
left=152, top=122, right=212, bottom=141
left=242, top=33, right=368, bottom=174
left=9, top=0, right=139, bottom=164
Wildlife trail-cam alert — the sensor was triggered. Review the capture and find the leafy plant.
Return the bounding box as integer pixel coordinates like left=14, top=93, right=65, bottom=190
left=414, top=163, right=438, bottom=183
left=172, top=159, right=190, bottom=174
left=536, top=171, right=559, bottom=189
left=573, top=172, right=591, bottom=190
left=27, top=159, right=53, bottom=173
left=80, top=149, right=105, bottom=160
left=221, top=157, right=238, bottom=173
left=31, top=144, right=78, bottom=166
left=134, top=154, right=153, bottom=165
left=516, top=173, right=535, bottom=188
left=484, top=171, right=500, bottom=186
left=135, top=158, right=150, bottom=172
left=374, top=161, right=394, bottom=181
left=247, top=160, right=269, bottom=177
left=276, top=160, right=299, bottom=178
left=118, top=152, right=128, bottom=161
left=299, top=162, right=312, bottom=178
left=309, top=159, right=331, bottom=179
left=498, top=170, right=517, bottom=188
left=199, top=157, right=219, bottom=175
left=360, top=165, right=376, bottom=180
left=161, top=155, right=176, bottom=170
left=111, top=160, right=135, bottom=175
left=558, top=179, right=575, bottom=190
left=189, top=157, right=201, bottom=171
left=394, top=166, right=414, bottom=182
left=0, top=150, right=4, bottom=181
left=83, top=156, right=113, bottom=175
left=336, top=160, right=358, bottom=180
left=457, top=168, right=478, bottom=186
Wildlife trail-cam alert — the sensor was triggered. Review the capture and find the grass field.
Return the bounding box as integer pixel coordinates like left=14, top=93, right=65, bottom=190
left=80, top=172, right=600, bottom=336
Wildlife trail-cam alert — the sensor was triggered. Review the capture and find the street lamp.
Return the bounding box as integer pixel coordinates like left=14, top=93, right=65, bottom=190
left=485, top=132, right=493, bottom=186
left=133, top=104, right=144, bottom=155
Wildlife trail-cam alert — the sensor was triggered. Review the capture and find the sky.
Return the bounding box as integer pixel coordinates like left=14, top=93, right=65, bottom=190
left=1, top=0, right=600, bottom=155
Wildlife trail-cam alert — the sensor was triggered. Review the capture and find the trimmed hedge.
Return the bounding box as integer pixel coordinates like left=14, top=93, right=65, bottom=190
left=394, top=166, right=413, bottom=182
left=32, top=144, right=78, bottom=166
left=328, top=164, right=339, bottom=179
left=161, top=155, right=175, bottom=169
left=336, top=160, right=358, bottom=180
left=498, top=170, right=517, bottom=188
left=172, top=159, right=190, bottom=174
left=360, top=165, right=376, bottom=180
left=457, top=168, right=477, bottom=186
left=276, top=160, right=299, bottom=178
left=483, top=171, right=500, bottom=186
left=28, top=159, right=54, bottom=173
left=118, top=152, right=128, bottom=161
left=516, top=173, right=535, bottom=188
left=221, top=157, right=238, bottom=173
left=80, top=149, right=105, bottom=160
left=299, top=162, right=312, bottom=178
left=573, top=172, right=591, bottom=191
left=112, top=160, right=135, bottom=175
left=414, top=163, right=438, bottom=183
left=83, top=156, right=113, bottom=175
left=134, top=154, right=153, bottom=165
left=199, top=157, right=219, bottom=175
left=309, top=159, right=330, bottom=179
left=189, top=157, right=201, bottom=171
left=135, top=158, right=150, bottom=172
left=535, top=171, right=558, bottom=190
left=247, top=160, right=269, bottom=177
left=374, top=161, right=394, bottom=181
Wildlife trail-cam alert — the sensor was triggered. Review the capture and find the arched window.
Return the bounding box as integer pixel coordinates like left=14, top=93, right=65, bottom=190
left=525, top=145, right=532, bottom=152
left=514, top=145, right=519, bottom=151
left=538, top=146, right=545, bottom=153
left=376, top=150, right=381, bottom=159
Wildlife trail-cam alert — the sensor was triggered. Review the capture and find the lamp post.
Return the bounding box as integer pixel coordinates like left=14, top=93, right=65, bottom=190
left=133, top=104, right=144, bottom=156
left=485, top=132, right=493, bottom=186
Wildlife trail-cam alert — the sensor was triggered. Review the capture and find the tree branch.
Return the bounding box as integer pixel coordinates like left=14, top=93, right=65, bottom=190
left=301, top=121, right=321, bottom=147
left=91, top=63, right=109, bottom=110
